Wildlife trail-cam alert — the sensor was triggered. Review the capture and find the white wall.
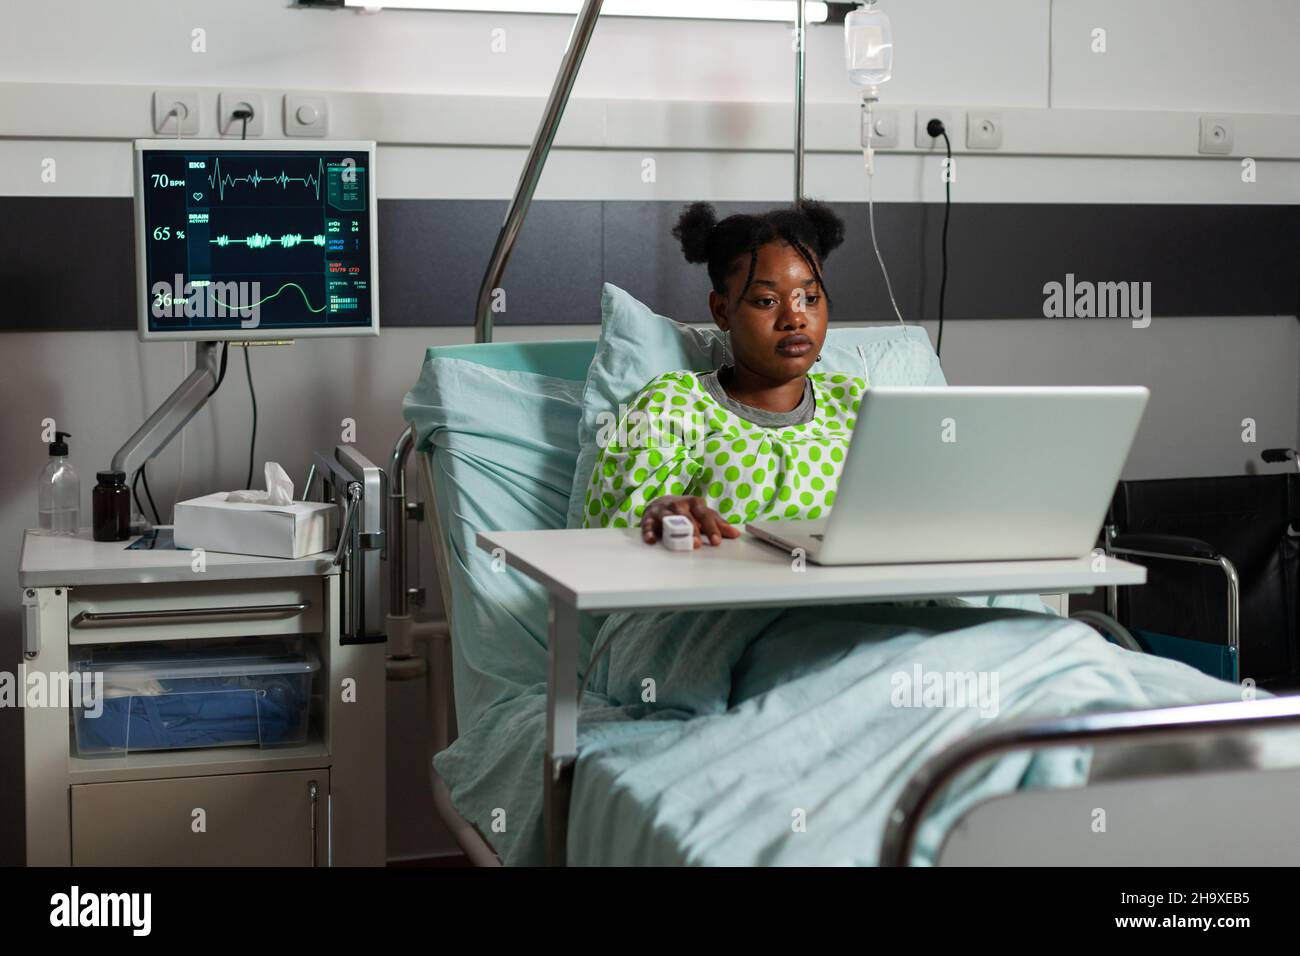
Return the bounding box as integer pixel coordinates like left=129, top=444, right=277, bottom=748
left=2, top=0, right=1299, bottom=865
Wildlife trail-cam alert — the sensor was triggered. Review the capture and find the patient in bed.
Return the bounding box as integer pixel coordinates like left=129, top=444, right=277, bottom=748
left=582, top=199, right=857, bottom=544
left=432, top=201, right=1257, bottom=866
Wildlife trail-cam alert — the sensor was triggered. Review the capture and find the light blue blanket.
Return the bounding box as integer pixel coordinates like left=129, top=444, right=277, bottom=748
left=407, top=353, right=1248, bottom=866
left=436, top=600, right=1243, bottom=866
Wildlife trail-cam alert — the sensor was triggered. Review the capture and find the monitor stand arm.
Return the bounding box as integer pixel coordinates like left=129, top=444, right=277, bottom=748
left=110, top=341, right=222, bottom=500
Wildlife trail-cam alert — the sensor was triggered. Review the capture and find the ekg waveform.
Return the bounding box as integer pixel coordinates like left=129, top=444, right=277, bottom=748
left=206, top=157, right=325, bottom=201
left=210, top=233, right=328, bottom=249
left=207, top=281, right=328, bottom=314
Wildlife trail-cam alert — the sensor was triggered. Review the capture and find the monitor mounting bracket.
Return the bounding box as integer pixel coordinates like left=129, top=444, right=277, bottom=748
left=110, top=340, right=220, bottom=491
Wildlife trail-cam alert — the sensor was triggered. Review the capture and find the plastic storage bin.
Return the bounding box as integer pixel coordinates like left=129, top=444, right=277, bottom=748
left=72, top=639, right=319, bottom=755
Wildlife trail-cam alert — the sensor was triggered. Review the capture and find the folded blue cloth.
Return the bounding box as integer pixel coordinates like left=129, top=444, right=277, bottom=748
left=78, top=675, right=306, bottom=752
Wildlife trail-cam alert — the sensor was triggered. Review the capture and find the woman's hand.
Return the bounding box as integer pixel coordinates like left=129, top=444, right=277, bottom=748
left=640, top=495, right=742, bottom=548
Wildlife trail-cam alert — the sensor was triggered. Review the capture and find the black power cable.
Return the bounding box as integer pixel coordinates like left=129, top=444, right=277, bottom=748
left=131, top=467, right=147, bottom=526
left=925, top=118, right=953, bottom=358
left=131, top=463, right=161, bottom=527
left=208, top=341, right=230, bottom=397
left=233, top=107, right=258, bottom=491
left=243, top=345, right=258, bottom=490
left=232, top=106, right=254, bottom=141
left=140, top=464, right=161, bottom=526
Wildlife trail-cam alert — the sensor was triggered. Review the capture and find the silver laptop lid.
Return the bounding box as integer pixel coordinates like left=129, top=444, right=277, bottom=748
left=817, top=386, right=1149, bottom=564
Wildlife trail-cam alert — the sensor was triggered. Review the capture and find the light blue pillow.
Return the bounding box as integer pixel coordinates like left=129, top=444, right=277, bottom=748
left=565, top=283, right=947, bottom=528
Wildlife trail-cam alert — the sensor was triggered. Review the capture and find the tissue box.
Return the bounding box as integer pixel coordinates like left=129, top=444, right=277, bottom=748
left=173, top=493, right=334, bottom=559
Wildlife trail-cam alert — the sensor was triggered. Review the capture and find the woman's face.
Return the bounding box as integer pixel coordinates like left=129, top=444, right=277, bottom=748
left=709, top=241, right=828, bottom=384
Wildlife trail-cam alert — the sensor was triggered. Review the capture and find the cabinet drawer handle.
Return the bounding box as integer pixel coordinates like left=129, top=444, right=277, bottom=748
left=308, top=780, right=319, bottom=868
left=70, top=602, right=311, bottom=628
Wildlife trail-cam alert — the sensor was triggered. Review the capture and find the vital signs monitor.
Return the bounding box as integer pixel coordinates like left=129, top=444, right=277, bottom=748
left=134, top=140, right=379, bottom=340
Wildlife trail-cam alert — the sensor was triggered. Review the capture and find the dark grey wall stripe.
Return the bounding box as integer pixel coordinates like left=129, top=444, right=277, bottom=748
left=2, top=196, right=1297, bottom=332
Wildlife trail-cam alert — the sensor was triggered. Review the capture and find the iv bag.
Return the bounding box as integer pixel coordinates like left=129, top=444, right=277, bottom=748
left=845, top=4, right=894, bottom=89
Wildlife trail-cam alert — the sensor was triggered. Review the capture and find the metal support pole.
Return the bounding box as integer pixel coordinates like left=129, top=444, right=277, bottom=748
left=387, top=425, right=415, bottom=617
left=473, top=0, right=605, bottom=344
left=794, top=0, right=807, bottom=201
left=544, top=595, right=579, bottom=866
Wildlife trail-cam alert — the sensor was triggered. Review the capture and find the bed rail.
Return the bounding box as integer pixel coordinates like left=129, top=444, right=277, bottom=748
left=879, top=695, right=1300, bottom=866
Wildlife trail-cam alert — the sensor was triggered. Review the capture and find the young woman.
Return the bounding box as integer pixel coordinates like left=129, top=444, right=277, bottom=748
left=444, top=200, right=1249, bottom=867
left=583, top=200, right=860, bottom=547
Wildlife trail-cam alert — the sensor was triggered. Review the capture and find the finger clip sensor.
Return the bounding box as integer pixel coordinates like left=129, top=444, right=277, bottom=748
left=661, top=514, right=694, bottom=552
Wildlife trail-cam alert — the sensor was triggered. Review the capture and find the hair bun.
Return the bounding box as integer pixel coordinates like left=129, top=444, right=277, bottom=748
left=798, top=199, right=846, bottom=259
left=672, top=201, right=718, bottom=264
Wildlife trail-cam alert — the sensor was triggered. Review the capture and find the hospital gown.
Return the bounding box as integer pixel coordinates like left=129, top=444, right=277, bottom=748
left=582, top=369, right=861, bottom=528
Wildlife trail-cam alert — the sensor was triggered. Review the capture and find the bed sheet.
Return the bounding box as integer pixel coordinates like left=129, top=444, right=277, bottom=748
left=435, top=600, right=1245, bottom=865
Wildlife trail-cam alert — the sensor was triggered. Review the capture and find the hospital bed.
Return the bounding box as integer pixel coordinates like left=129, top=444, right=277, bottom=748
left=395, top=337, right=1300, bottom=866
left=385, top=0, right=1300, bottom=865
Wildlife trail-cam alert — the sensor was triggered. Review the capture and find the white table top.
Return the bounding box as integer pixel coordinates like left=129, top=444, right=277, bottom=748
left=18, top=529, right=338, bottom=588
left=477, top=527, right=1145, bottom=613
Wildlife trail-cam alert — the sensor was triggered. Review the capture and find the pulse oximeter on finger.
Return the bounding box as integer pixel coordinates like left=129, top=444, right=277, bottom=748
left=661, top=514, right=695, bottom=552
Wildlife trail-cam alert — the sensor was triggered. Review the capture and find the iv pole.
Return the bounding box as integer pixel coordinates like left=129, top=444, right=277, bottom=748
left=795, top=0, right=807, bottom=201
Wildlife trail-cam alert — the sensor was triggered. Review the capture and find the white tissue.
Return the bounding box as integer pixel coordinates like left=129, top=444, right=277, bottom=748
left=224, top=462, right=295, bottom=506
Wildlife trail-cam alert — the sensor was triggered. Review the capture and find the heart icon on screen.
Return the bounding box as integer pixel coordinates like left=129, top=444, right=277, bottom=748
left=192, top=192, right=203, bottom=201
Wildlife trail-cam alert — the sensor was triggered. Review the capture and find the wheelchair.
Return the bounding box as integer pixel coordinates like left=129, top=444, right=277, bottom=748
left=1101, top=450, right=1300, bottom=691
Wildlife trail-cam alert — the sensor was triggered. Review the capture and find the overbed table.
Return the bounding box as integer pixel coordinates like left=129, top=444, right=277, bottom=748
left=476, top=526, right=1146, bottom=865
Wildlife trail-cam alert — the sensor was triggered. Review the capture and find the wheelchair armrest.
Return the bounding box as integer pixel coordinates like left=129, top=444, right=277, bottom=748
left=1110, top=533, right=1220, bottom=561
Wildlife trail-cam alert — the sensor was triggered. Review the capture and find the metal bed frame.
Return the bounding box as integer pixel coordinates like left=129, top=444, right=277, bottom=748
left=386, top=0, right=1300, bottom=866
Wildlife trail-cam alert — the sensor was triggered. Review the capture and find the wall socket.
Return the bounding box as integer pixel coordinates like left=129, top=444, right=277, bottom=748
left=915, top=110, right=955, bottom=149
left=1198, top=116, right=1234, bottom=154
left=218, top=91, right=265, bottom=137
left=152, top=90, right=200, bottom=136
left=967, top=111, right=1003, bottom=149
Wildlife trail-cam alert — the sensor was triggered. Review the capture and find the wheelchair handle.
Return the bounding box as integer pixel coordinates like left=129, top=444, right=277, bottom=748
left=1261, top=447, right=1297, bottom=467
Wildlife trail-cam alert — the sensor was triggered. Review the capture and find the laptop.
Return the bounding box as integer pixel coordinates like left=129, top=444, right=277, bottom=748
left=745, top=386, right=1149, bottom=565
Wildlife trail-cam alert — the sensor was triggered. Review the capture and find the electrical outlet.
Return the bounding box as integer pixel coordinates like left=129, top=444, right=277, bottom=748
left=915, top=110, right=955, bottom=149
left=284, top=94, right=329, bottom=137
left=861, top=108, right=899, bottom=148
left=1198, top=115, right=1233, bottom=154
left=152, top=90, right=200, bottom=136
left=218, top=91, right=265, bottom=138
left=966, top=111, right=1003, bottom=149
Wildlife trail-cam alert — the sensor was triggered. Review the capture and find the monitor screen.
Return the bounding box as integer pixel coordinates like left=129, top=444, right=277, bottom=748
left=134, top=140, right=379, bottom=340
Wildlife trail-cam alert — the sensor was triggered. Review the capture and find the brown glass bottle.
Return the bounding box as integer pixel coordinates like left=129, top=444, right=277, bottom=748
left=92, top=471, right=131, bottom=541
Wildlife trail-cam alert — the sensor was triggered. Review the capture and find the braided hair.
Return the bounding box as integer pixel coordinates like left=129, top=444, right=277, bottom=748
left=672, top=200, right=846, bottom=308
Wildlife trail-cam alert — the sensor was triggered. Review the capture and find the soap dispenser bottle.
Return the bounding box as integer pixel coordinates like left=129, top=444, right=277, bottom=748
left=38, top=430, right=80, bottom=535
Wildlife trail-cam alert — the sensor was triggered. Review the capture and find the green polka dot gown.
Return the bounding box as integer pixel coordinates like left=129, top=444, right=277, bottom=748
left=583, top=370, right=866, bottom=529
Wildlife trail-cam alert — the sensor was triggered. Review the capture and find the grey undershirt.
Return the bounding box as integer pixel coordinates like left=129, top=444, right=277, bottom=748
left=698, top=367, right=815, bottom=427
